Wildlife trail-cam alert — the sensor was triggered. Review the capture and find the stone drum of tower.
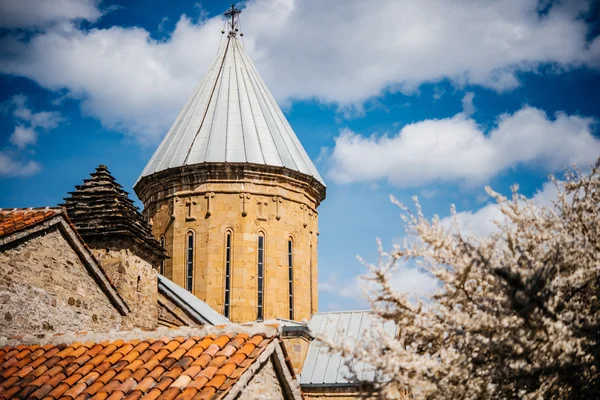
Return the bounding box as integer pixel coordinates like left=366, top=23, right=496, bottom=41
left=134, top=6, right=326, bottom=323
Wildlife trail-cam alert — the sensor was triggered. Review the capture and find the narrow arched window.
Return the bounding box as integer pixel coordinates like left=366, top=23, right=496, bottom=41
left=310, top=243, right=313, bottom=314
left=257, top=233, right=265, bottom=321
left=186, top=231, right=194, bottom=292
left=224, top=231, right=232, bottom=319
left=288, top=239, right=294, bottom=320
left=159, top=236, right=165, bottom=275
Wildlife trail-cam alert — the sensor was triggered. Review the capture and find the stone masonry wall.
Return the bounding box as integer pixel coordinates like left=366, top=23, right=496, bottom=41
left=0, top=228, right=122, bottom=337
left=92, top=248, right=158, bottom=330
left=148, top=176, right=320, bottom=323
left=237, top=358, right=284, bottom=400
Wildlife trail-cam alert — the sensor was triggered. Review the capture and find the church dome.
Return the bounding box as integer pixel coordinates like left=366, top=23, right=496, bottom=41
left=134, top=6, right=324, bottom=323
left=137, top=26, right=325, bottom=186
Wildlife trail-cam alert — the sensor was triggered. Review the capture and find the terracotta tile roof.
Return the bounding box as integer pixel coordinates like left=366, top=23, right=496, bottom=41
left=0, top=208, right=62, bottom=238
left=0, top=330, right=276, bottom=400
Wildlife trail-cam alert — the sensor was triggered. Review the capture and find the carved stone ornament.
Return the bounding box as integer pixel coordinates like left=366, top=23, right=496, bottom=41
left=272, top=196, right=282, bottom=220
left=205, top=192, right=216, bottom=217
left=169, top=197, right=179, bottom=220
left=240, top=193, right=251, bottom=217
left=185, top=199, right=197, bottom=222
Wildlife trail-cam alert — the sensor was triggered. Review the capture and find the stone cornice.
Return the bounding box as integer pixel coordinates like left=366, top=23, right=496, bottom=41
left=141, top=187, right=320, bottom=217
left=134, top=163, right=326, bottom=209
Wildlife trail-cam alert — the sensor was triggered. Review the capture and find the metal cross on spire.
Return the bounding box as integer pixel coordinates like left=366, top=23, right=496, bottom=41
left=224, top=4, right=242, bottom=35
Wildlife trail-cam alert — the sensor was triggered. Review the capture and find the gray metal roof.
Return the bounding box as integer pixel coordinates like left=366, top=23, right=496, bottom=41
left=157, top=274, right=229, bottom=326
left=138, top=34, right=325, bottom=186
left=300, top=311, right=398, bottom=387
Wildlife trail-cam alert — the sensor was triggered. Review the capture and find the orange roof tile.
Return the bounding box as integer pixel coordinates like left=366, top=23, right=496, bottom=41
left=0, top=208, right=61, bottom=238
left=0, top=331, right=276, bottom=400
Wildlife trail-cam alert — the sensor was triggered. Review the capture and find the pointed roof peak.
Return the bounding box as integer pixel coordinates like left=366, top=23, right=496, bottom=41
left=137, top=14, right=325, bottom=187
left=62, top=165, right=166, bottom=263
left=223, top=3, right=243, bottom=38
left=96, top=164, right=109, bottom=171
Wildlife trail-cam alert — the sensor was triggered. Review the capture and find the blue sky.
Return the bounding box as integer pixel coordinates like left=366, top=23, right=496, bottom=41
left=1, top=0, right=599, bottom=312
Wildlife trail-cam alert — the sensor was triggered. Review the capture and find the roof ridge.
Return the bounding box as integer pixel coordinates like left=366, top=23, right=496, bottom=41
left=0, top=208, right=64, bottom=239
left=0, top=206, right=62, bottom=212
left=0, top=324, right=278, bottom=347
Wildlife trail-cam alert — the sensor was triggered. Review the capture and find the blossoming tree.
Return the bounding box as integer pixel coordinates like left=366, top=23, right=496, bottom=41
left=323, top=160, right=600, bottom=399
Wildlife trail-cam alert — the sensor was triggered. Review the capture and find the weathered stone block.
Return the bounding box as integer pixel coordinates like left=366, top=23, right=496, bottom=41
left=0, top=228, right=123, bottom=336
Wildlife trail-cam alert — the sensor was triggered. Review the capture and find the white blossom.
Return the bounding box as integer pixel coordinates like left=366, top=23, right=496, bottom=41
left=321, top=159, right=600, bottom=399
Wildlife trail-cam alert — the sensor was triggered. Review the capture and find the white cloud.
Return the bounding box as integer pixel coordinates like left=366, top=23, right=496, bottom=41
left=461, top=92, right=476, bottom=117
left=526, top=180, right=560, bottom=209
left=388, top=266, right=440, bottom=297
left=158, top=17, right=169, bottom=33
left=0, top=0, right=598, bottom=141
left=0, top=95, right=63, bottom=177
left=321, top=264, right=439, bottom=310
left=244, top=0, right=599, bottom=100
left=13, top=108, right=63, bottom=130
left=0, top=0, right=101, bottom=28
left=0, top=152, right=41, bottom=177
left=11, top=95, right=64, bottom=132
left=432, top=86, right=445, bottom=100
left=327, top=106, right=600, bottom=187
left=9, top=126, right=37, bottom=149
left=444, top=180, right=560, bottom=237
left=321, top=178, right=563, bottom=311
left=320, top=275, right=365, bottom=300
left=445, top=200, right=507, bottom=238
left=0, top=17, right=223, bottom=140
left=419, top=188, right=439, bottom=199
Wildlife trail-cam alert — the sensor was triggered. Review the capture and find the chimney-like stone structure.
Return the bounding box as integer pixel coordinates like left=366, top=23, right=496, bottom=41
left=62, top=164, right=166, bottom=330
left=281, top=325, right=313, bottom=376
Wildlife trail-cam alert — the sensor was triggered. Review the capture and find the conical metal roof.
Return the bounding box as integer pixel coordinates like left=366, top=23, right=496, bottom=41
left=138, top=33, right=325, bottom=186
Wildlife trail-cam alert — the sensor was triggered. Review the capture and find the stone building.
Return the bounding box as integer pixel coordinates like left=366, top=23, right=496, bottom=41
left=61, top=164, right=166, bottom=330
left=0, top=6, right=405, bottom=399
left=0, top=166, right=228, bottom=335
left=133, top=5, right=326, bottom=324
left=0, top=207, right=129, bottom=337
left=0, top=167, right=302, bottom=399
